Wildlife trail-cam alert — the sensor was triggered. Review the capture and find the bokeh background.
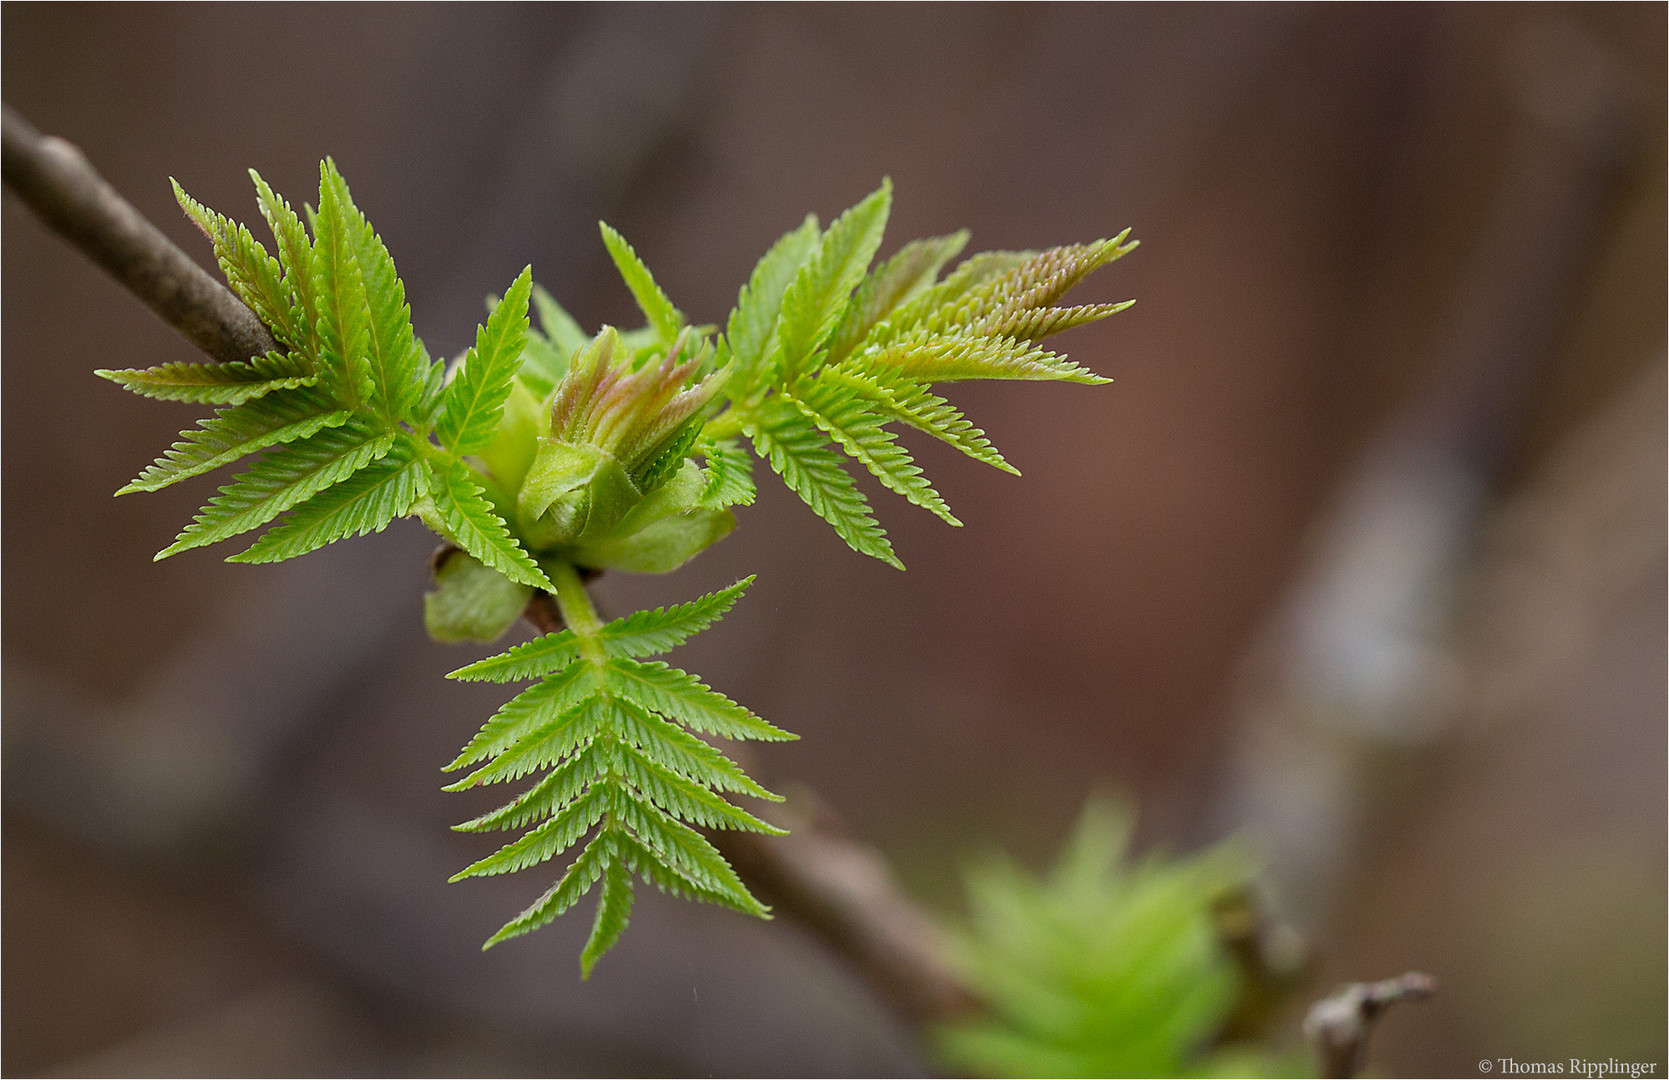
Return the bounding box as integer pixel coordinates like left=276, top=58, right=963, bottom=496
left=3, top=4, right=1663, bottom=1076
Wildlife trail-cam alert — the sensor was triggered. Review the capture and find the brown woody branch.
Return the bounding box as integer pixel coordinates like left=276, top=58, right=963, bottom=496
left=5, top=103, right=979, bottom=1030
left=1304, top=971, right=1436, bottom=1078
left=1, top=103, right=277, bottom=364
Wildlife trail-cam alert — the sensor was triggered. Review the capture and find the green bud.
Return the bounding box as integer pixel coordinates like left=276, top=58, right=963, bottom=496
left=424, top=551, right=533, bottom=642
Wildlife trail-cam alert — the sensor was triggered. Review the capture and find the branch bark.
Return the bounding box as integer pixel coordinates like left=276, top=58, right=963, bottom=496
left=1, top=103, right=277, bottom=364
left=1304, top=971, right=1436, bottom=1078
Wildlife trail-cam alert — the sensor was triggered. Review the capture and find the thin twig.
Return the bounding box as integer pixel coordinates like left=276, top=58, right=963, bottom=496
left=1304, top=971, right=1436, bottom=1078
left=1, top=103, right=277, bottom=364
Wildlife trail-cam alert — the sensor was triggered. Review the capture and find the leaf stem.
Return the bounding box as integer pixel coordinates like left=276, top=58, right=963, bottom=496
left=546, top=559, right=606, bottom=662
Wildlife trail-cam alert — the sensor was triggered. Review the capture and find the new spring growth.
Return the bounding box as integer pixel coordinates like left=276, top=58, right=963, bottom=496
left=512, top=325, right=731, bottom=559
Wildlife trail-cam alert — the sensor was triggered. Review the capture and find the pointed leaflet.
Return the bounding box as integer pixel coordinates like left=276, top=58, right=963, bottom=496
left=427, top=456, right=551, bottom=590
left=612, top=701, right=777, bottom=800
left=449, top=629, right=583, bottom=683
left=158, top=422, right=395, bottom=558
left=444, top=694, right=609, bottom=791
left=604, top=658, right=795, bottom=743
left=230, top=443, right=424, bottom=563
left=724, top=214, right=820, bottom=395
left=482, top=831, right=615, bottom=948
left=173, top=180, right=302, bottom=346
left=863, top=329, right=1106, bottom=384
left=435, top=267, right=533, bottom=456
left=119, top=387, right=350, bottom=495
left=826, top=230, right=969, bottom=364
left=822, top=364, right=1016, bottom=474
left=444, top=663, right=592, bottom=771
left=599, top=223, right=683, bottom=345
left=773, top=181, right=891, bottom=383
left=351, top=197, right=424, bottom=419
left=593, top=577, right=754, bottom=659
left=613, top=829, right=749, bottom=909
left=877, top=250, right=1031, bottom=342
left=785, top=377, right=959, bottom=526
left=451, top=784, right=612, bottom=881
left=310, top=160, right=374, bottom=408
left=579, top=859, right=636, bottom=978
left=748, top=399, right=901, bottom=568
left=925, top=236, right=1136, bottom=337
left=615, top=746, right=783, bottom=834
left=251, top=170, right=319, bottom=356
left=609, top=793, right=763, bottom=914
left=454, top=742, right=604, bottom=833
left=98, top=353, right=315, bottom=406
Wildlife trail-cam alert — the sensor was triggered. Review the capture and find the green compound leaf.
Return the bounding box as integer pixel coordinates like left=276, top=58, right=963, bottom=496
left=748, top=398, right=900, bottom=569
left=449, top=574, right=782, bottom=973
left=599, top=222, right=684, bottom=345
left=426, top=457, right=551, bottom=591
left=435, top=267, right=533, bottom=456
left=231, top=442, right=423, bottom=564
left=97, top=352, right=316, bottom=406
left=157, top=422, right=394, bottom=558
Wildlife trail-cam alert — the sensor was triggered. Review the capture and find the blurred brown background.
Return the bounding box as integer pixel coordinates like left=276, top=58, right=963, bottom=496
left=3, top=4, right=1663, bottom=1076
